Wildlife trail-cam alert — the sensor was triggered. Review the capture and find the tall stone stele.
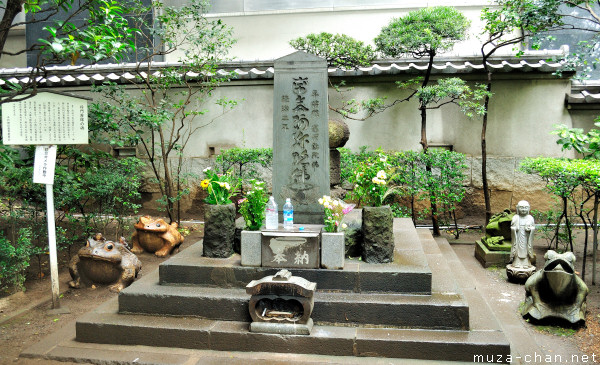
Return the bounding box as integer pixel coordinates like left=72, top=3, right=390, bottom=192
left=272, top=51, right=330, bottom=224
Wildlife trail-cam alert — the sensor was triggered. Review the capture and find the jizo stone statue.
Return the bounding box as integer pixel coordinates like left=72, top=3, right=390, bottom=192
left=506, top=200, right=537, bottom=282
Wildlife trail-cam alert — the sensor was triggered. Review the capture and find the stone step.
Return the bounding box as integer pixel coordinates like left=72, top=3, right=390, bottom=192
left=77, top=298, right=507, bottom=363
left=158, top=218, right=432, bottom=294
left=118, top=269, right=469, bottom=330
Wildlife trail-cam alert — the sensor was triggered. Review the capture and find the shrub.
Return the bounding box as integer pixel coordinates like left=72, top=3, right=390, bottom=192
left=0, top=229, right=32, bottom=293
left=238, top=180, right=269, bottom=230
left=215, top=147, right=273, bottom=191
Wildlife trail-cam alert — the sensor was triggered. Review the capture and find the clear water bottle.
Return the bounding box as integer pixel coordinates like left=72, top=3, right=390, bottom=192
left=265, top=196, right=278, bottom=229
left=283, top=198, right=294, bottom=229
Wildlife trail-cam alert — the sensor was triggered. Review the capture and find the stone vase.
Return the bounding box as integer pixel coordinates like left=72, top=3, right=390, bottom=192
left=320, top=231, right=345, bottom=269
left=203, top=203, right=236, bottom=258
left=361, top=205, right=394, bottom=263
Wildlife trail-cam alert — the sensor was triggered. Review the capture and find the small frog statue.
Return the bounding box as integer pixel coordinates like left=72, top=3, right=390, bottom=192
left=131, top=216, right=184, bottom=257
left=522, top=250, right=588, bottom=324
left=68, top=233, right=142, bottom=293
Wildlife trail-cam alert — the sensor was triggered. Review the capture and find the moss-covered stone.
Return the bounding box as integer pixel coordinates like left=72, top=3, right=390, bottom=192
left=203, top=203, right=236, bottom=258
left=362, top=205, right=394, bottom=263
left=328, top=120, right=350, bottom=148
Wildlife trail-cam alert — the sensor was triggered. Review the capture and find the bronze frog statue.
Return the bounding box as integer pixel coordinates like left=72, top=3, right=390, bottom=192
left=131, top=216, right=184, bottom=257
left=68, top=233, right=142, bottom=293
left=522, top=250, right=588, bottom=324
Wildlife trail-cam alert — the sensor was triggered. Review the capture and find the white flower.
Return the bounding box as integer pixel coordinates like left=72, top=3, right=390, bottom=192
left=318, top=198, right=324, bottom=204
left=380, top=155, right=387, bottom=162
left=377, top=170, right=387, bottom=180
left=224, top=182, right=231, bottom=190
left=342, top=223, right=347, bottom=229
left=203, top=166, right=212, bottom=172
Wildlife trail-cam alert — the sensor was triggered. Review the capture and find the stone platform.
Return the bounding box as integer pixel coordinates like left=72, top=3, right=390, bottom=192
left=22, top=218, right=511, bottom=363
left=474, top=239, right=512, bottom=268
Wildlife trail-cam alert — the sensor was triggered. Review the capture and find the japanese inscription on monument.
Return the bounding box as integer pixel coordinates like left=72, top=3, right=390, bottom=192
left=2, top=92, right=89, bottom=145
left=273, top=51, right=329, bottom=224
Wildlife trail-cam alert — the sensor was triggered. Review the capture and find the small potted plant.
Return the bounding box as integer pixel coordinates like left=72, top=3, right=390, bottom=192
left=239, top=180, right=269, bottom=266
left=318, top=195, right=355, bottom=269
left=350, top=150, right=396, bottom=263
left=201, top=167, right=238, bottom=258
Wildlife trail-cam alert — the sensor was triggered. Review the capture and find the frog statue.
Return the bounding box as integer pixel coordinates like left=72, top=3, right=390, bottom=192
left=522, top=250, right=589, bottom=324
left=68, top=233, right=142, bottom=293
left=131, top=216, right=184, bottom=257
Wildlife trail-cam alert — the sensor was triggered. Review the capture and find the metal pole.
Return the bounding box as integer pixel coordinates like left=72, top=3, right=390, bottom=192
left=46, top=183, right=60, bottom=309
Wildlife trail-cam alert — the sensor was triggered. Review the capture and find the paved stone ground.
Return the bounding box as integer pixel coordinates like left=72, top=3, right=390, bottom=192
left=5, top=229, right=598, bottom=365
left=450, top=242, right=591, bottom=365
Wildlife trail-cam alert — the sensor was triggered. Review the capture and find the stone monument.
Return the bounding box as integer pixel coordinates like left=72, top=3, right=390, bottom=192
left=272, top=51, right=330, bottom=224
left=506, top=201, right=537, bottom=281
left=522, top=250, right=588, bottom=324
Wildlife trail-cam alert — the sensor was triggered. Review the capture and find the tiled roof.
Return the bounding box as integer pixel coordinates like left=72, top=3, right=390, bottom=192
left=0, top=52, right=570, bottom=87
left=567, top=81, right=600, bottom=105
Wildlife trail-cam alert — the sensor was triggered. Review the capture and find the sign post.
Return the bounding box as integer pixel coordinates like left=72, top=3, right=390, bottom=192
left=1, top=92, right=88, bottom=310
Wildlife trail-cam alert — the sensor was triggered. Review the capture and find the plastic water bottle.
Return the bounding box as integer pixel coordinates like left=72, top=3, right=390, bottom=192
left=265, top=196, right=278, bottom=229
left=283, top=198, right=294, bottom=229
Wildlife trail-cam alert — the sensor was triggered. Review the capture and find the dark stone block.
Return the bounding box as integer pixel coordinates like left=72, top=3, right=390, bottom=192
left=330, top=148, right=341, bottom=186
left=362, top=206, right=394, bottom=263
left=203, top=203, right=236, bottom=258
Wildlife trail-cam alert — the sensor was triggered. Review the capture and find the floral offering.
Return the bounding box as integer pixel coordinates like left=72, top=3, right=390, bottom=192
left=238, top=179, right=269, bottom=231
left=350, top=150, right=396, bottom=207
left=318, top=195, right=355, bottom=233
left=201, top=167, right=237, bottom=205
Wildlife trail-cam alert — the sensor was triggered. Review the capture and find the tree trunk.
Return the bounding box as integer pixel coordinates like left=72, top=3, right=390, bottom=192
left=563, top=196, right=574, bottom=252
left=593, top=193, right=599, bottom=285
left=482, top=72, right=493, bottom=226
left=0, top=0, right=24, bottom=61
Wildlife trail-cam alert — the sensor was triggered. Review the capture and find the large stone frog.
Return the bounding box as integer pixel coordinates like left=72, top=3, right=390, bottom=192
left=522, top=250, right=588, bottom=324
left=131, top=216, right=184, bottom=257
left=68, top=233, right=142, bottom=293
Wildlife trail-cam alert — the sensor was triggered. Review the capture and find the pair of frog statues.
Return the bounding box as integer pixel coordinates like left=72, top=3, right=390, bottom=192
left=68, top=216, right=184, bottom=292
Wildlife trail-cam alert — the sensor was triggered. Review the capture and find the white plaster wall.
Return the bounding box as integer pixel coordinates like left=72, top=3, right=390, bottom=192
left=165, top=3, right=497, bottom=63
left=0, top=28, right=26, bottom=68
left=146, top=74, right=573, bottom=161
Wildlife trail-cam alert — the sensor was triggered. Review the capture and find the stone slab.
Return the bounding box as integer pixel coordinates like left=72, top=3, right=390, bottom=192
left=321, top=232, right=344, bottom=269
left=250, top=318, right=313, bottom=335
left=241, top=230, right=261, bottom=266
left=119, top=270, right=465, bottom=329
left=474, top=240, right=512, bottom=268
left=159, top=225, right=432, bottom=294
left=261, top=228, right=320, bottom=269
left=73, top=298, right=504, bottom=361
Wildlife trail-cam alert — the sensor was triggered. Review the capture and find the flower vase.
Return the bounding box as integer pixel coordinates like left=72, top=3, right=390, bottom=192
left=203, top=203, right=236, bottom=258
left=361, top=205, right=394, bottom=263
left=321, top=231, right=345, bottom=269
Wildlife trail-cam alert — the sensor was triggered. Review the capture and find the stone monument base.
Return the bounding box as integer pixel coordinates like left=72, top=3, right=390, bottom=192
left=250, top=318, right=313, bottom=335
left=474, top=240, right=512, bottom=268
left=506, top=264, right=536, bottom=282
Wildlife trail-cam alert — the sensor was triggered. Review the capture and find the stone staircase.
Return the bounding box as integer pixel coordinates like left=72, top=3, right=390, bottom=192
left=73, top=218, right=510, bottom=362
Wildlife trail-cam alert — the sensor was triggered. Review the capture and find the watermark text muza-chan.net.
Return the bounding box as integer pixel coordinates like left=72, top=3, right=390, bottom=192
left=474, top=353, right=598, bottom=363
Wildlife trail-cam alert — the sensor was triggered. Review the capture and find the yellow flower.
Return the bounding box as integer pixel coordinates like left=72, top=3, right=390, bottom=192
left=200, top=179, right=210, bottom=189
